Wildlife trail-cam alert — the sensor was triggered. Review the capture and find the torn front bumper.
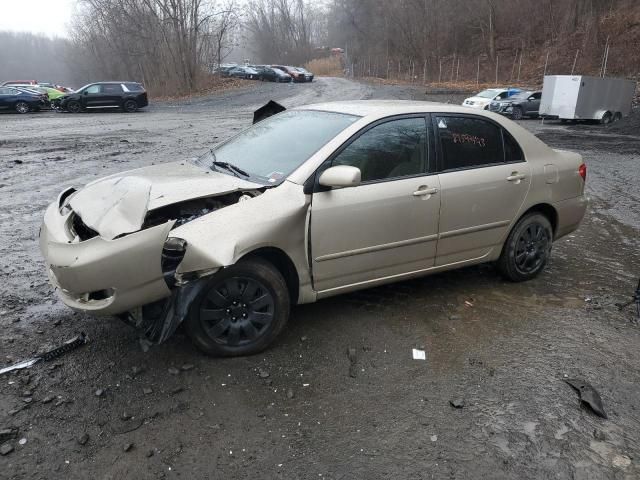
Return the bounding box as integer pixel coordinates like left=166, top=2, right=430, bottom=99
left=39, top=199, right=174, bottom=316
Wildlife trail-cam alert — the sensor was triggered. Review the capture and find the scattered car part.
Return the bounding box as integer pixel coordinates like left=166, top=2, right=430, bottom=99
left=253, top=100, right=286, bottom=124
left=0, top=333, right=88, bottom=375
left=564, top=378, right=608, bottom=419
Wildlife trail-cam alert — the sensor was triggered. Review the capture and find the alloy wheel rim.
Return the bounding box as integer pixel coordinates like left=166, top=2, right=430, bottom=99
left=125, top=101, right=136, bottom=111
left=68, top=102, right=80, bottom=113
left=199, top=276, right=275, bottom=346
left=514, top=223, right=549, bottom=274
left=16, top=102, right=28, bottom=113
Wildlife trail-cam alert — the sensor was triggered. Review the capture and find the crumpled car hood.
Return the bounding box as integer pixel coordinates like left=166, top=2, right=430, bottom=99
left=69, top=161, right=261, bottom=240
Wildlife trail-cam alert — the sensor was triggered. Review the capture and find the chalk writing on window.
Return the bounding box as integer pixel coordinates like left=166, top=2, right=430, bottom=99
left=451, top=132, right=486, bottom=148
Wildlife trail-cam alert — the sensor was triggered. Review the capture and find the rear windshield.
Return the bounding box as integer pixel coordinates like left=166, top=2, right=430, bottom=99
left=124, top=83, right=144, bottom=92
left=195, top=110, right=360, bottom=185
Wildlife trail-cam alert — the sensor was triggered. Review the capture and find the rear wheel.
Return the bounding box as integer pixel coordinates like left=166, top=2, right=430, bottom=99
left=613, top=112, right=622, bottom=122
left=66, top=100, right=81, bottom=113
left=600, top=111, right=612, bottom=124
left=123, top=99, right=138, bottom=113
left=185, top=258, right=290, bottom=356
left=15, top=101, right=30, bottom=114
left=497, top=212, right=553, bottom=282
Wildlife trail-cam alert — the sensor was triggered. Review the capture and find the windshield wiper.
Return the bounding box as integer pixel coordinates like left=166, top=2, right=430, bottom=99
left=212, top=160, right=250, bottom=178
left=206, top=149, right=250, bottom=178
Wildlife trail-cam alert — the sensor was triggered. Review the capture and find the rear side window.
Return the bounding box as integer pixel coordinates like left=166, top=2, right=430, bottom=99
left=503, top=130, right=524, bottom=162
left=436, top=116, right=503, bottom=170
left=102, top=84, right=123, bottom=93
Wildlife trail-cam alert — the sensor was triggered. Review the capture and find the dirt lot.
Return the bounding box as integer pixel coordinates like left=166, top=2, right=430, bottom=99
left=1, top=77, right=639, bottom=480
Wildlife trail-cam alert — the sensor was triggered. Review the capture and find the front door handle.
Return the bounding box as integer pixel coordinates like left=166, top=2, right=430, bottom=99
left=413, top=186, right=439, bottom=196
left=507, top=172, right=526, bottom=182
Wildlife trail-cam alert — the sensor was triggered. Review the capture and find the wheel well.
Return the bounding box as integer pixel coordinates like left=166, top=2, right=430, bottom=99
left=521, top=204, right=558, bottom=235
left=242, top=247, right=300, bottom=305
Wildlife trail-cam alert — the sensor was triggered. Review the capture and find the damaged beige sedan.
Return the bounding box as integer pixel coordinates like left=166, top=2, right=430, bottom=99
left=40, top=101, right=588, bottom=356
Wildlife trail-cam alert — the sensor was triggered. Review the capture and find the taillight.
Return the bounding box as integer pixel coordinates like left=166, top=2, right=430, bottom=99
left=578, top=163, right=587, bottom=181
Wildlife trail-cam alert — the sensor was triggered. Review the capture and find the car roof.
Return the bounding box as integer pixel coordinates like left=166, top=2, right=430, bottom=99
left=294, top=100, right=498, bottom=117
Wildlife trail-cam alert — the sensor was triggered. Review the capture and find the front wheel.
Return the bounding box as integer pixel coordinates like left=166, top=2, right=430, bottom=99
left=511, top=106, right=524, bottom=120
left=66, top=100, right=82, bottom=113
left=185, top=258, right=290, bottom=356
left=497, top=213, right=553, bottom=282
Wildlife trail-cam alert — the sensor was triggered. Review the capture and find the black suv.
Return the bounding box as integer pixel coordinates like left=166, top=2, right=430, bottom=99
left=56, top=82, right=148, bottom=113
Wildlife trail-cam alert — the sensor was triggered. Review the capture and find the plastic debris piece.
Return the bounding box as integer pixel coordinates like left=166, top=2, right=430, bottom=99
left=564, top=378, right=608, bottom=419
left=412, top=349, right=426, bottom=361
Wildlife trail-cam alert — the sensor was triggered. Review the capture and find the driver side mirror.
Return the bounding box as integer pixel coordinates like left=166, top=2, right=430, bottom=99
left=318, top=165, right=361, bottom=189
left=84, top=91, right=89, bottom=95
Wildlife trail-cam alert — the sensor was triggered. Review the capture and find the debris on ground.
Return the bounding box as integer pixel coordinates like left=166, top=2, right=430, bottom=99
left=412, top=349, right=426, bottom=361
left=76, top=433, right=89, bottom=446
left=449, top=398, right=465, bottom=409
left=286, top=388, right=295, bottom=399
left=123, top=443, right=134, bottom=452
left=0, top=428, right=18, bottom=442
left=0, top=443, right=14, bottom=455
left=95, top=389, right=104, bottom=397
left=258, top=368, right=270, bottom=378
left=0, top=333, right=88, bottom=375
left=617, top=277, right=640, bottom=320
left=564, top=378, right=608, bottom=418
left=347, top=347, right=358, bottom=378
left=168, top=367, right=180, bottom=375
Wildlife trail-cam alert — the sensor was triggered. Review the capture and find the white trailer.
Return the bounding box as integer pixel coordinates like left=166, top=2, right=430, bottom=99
left=539, top=75, right=636, bottom=124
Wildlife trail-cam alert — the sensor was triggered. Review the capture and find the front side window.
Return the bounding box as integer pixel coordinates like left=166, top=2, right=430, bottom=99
left=196, top=110, right=359, bottom=185
left=332, top=117, right=427, bottom=182
left=85, top=84, right=101, bottom=94
left=436, top=116, right=503, bottom=170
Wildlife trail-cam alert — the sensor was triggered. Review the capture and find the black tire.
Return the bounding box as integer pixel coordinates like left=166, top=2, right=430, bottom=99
left=123, top=99, right=138, bottom=113
left=497, top=212, right=553, bottom=282
left=66, top=100, right=81, bottom=113
left=511, top=106, right=524, bottom=120
left=185, top=258, right=290, bottom=356
left=600, top=111, right=612, bottom=125
left=15, top=101, right=30, bottom=114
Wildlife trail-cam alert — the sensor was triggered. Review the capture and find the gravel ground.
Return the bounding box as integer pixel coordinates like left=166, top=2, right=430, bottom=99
left=0, top=77, right=639, bottom=480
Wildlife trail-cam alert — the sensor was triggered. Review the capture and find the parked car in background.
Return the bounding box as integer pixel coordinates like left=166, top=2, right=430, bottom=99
left=39, top=100, right=587, bottom=356
left=0, top=86, right=46, bottom=113
left=254, top=66, right=291, bottom=82
left=56, top=82, right=148, bottom=113
left=12, top=84, right=66, bottom=103
left=272, top=65, right=306, bottom=82
left=462, top=88, right=521, bottom=110
left=1, top=80, right=38, bottom=86
left=294, top=67, right=314, bottom=82
left=227, top=66, right=259, bottom=80
left=215, top=64, right=238, bottom=76
left=13, top=86, right=50, bottom=108
left=490, top=91, right=542, bottom=119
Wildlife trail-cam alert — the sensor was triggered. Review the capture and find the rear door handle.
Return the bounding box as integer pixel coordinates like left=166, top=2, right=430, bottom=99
left=413, top=187, right=439, bottom=196
left=507, top=172, right=526, bottom=182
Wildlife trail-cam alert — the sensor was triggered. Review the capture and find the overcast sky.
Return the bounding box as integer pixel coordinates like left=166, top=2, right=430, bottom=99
left=0, top=0, right=77, bottom=38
